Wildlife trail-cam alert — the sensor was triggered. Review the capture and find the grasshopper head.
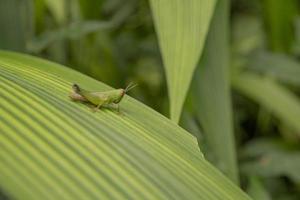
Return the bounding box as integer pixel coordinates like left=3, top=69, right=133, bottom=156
left=113, top=83, right=137, bottom=104
left=72, top=84, right=81, bottom=93
left=121, top=89, right=125, bottom=97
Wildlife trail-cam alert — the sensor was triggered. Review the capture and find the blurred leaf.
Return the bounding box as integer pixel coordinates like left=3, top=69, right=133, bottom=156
left=43, top=0, right=66, bottom=24
left=241, top=138, right=290, bottom=158
left=278, top=123, right=300, bottom=143
left=0, top=51, right=252, bottom=200
left=149, top=0, right=216, bottom=123
left=28, top=3, right=134, bottom=53
left=247, top=176, right=271, bottom=200
left=28, top=21, right=112, bottom=53
left=232, top=72, right=300, bottom=138
left=293, top=17, right=300, bottom=55
left=247, top=51, right=300, bottom=87
left=180, top=111, right=203, bottom=143
left=256, top=107, right=273, bottom=135
left=262, top=0, right=297, bottom=52
left=0, top=0, right=34, bottom=51
left=193, top=0, right=238, bottom=184
left=68, top=32, right=122, bottom=89
left=241, top=139, right=300, bottom=184
left=33, top=0, right=47, bottom=33
left=78, top=0, right=104, bottom=19
left=232, top=15, right=264, bottom=55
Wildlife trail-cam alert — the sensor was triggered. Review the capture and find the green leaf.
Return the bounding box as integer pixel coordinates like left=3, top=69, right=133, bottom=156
left=241, top=139, right=300, bottom=184
left=262, top=0, right=297, bottom=52
left=78, top=0, right=104, bottom=19
left=43, top=0, right=66, bottom=24
left=28, top=3, right=134, bottom=53
left=149, top=0, right=216, bottom=123
left=246, top=176, right=271, bottom=200
left=232, top=72, right=300, bottom=137
left=0, top=0, right=34, bottom=51
left=193, top=0, right=238, bottom=184
left=247, top=51, right=300, bottom=87
left=0, top=51, right=251, bottom=200
left=27, top=21, right=113, bottom=53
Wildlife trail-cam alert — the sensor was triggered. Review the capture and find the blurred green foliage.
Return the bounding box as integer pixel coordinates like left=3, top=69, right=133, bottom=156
left=1, top=0, right=300, bottom=199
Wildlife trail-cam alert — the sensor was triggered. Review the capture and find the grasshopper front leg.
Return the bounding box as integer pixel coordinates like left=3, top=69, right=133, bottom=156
left=110, top=103, right=120, bottom=112
left=116, top=104, right=120, bottom=112
left=92, top=102, right=104, bottom=112
left=111, top=103, right=124, bottom=115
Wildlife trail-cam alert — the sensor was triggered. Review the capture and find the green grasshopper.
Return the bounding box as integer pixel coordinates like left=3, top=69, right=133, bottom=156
left=69, top=83, right=137, bottom=112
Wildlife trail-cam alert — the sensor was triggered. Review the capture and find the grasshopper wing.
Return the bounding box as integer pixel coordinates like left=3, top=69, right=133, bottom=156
left=78, top=91, right=108, bottom=106
left=90, top=92, right=110, bottom=104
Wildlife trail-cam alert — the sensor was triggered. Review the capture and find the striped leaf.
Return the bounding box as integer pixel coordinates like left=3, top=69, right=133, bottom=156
left=149, top=0, right=216, bottom=123
left=0, top=51, right=251, bottom=200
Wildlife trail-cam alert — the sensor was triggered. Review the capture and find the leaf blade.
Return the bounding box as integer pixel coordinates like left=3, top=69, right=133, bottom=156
left=149, top=0, right=216, bottom=122
left=0, top=51, right=251, bottom=200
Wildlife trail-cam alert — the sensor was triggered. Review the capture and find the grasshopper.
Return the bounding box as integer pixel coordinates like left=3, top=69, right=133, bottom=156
left=69, top=83, right=137, bottom=112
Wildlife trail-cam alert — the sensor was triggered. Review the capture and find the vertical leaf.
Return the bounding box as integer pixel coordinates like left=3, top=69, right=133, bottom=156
left=0, top=0, right=34, bottom=51
left=262, top=0, right=297, bottom=52
left=193, top=0, right=239, bottom=183
left=78, top=0, right=104, bottom=19
left=43, top=0, right=66, bottom=24
left=149, top=0, right=216, bottom=122
left=247, top=176, right=271, bottom=200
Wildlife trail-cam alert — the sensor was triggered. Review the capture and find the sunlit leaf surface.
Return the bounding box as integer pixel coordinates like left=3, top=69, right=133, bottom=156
left=0, top=51, right=251, bottom=200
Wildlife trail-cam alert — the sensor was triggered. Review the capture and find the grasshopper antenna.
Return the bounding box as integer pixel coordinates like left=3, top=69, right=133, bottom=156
left=124, top=82, right=138, bottom=93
